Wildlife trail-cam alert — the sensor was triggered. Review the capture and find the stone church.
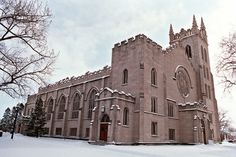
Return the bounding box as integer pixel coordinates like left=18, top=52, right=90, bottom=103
left=23, top=16, right=220, bottom=144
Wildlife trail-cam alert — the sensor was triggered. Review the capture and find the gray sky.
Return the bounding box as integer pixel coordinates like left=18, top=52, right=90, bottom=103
left=1, top=0, right=236, bottom=126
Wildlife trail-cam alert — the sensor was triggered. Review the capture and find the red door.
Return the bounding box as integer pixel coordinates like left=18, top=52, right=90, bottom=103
left=100, top=124, right=108, bottom=141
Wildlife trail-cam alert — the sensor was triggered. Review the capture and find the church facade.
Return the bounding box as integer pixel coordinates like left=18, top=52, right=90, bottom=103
left=23, top=16, right=220, bottom=144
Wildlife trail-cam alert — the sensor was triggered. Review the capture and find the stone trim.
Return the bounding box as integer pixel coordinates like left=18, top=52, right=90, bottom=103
left=39, top=75, right=110, bottom=94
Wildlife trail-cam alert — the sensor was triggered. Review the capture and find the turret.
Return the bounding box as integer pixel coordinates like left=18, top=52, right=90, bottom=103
left=191, top=15, right=198, bottom=34
left=200, top=17, right=206, bottom=30
left=200, top=17, right=207, bottom=43
left=169, top=24, right=174, bottom=44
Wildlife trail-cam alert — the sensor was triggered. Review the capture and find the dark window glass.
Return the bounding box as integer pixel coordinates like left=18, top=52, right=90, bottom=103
left=55, top=128, right=62, bottom=135
left=123, top=69, right=128, bottom=84
left=151, top=122, right=158, bottom=135
left=70, top=128, right=77, bottom=136
left=151, top=68, right=157, bottom=85
left=88, top=90, right=96, bottom=119
left=169, top=129, right=175, bottom=140
left=123, top=107, right=129, bottom=125
left=151, top=97, right=157, bottom=113
left=185, top=45, right=192, bottom=58
left=168, top=103, right=174, bottom=117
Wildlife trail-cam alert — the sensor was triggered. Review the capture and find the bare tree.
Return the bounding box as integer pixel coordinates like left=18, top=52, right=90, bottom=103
left=217, top=33, right=236, bottom=90
left=218, top=109, right=232, bottom=141
left=0, top=0, right=56, bottom=98
left=219, top=109, right=231, bottom=133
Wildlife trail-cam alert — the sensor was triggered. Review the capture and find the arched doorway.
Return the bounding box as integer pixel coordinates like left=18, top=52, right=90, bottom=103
left=99, top=114, right=110, bottom=141
left=201, top=119, right=207, bottom=144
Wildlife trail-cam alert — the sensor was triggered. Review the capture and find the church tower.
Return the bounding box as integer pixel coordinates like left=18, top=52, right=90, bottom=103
left=169, top=15, right=220, bottom=143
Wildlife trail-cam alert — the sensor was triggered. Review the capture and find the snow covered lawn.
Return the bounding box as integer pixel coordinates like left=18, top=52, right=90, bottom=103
left=1, top=133, right=236, bottom=157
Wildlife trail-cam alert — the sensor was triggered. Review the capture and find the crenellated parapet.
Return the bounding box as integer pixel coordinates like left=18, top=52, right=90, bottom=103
left=169, top=15, right=208, bottom=44
left=162, top=42, right=181, bottom=54
left=113, top=34, right=162, bottom=50
left=38, top=65, right=111, bottom=93
left=172, top=28, right=193, bottom=41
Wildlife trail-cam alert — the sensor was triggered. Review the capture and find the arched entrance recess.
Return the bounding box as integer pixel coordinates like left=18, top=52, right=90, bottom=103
left=99, top=114, right=110, bottom=141
left=201, top=119, right=207, bottom=144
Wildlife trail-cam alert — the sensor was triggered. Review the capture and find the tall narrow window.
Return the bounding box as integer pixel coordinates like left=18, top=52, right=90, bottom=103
left=72, top=93, right=80, bottom=119
left=86, top=128, right=90, bottom=137
left=201, top=46, right=204, bottom=60
left=151, top=68, right=157, bottom=85
left=151, top=97, right=157, bottom=113
left=47, top=98, right=53, bottom=121
left=208, top=85, right=211, bottom=99
left=206, top=67, right=209, bottom=80
left=169, top=129, right=175, bottom=140
left=209, top=113, right=213, bottom=122
left=203, top=65, right=206, bottom=78
left=205, top=84, right=208, bottom=98
left=123, top=69, right=128, bottom=84
left=151, top=122, right=158, bottom=135
left=123, top=107, right=129, bottom=125
left=168, top=102, right=174, bottom=117
left=204, top=48, right=208, bottom=63
left=57, top=96, right=66, bottom=119
left=185, top=45, right=192, bottom=59
left=88, top=90, right=97, bottom=119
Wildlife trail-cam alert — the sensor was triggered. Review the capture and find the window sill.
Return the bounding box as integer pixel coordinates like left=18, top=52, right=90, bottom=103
left=151, top=84, right=158, bottom=88
left=144, top=111, right=165, bottom=117
left=122, top=125, right=129, bottom=128
left=150, top=111, right=158, bottom=115
left=168, top=116, right=179, bottom=120
left=122, top=83, right=128, bottom=86
left=151, top=135, right=158, bottom=137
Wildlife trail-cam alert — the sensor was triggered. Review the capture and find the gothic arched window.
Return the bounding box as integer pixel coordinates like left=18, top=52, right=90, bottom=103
left=185, top=45, right=192, bottom=59
left=101, top=114, right=110, bottom=122
left=122, top=69, right=128, bottom=84
left=88, top=90, right=97, bottom=119
left=151, top=68, right=157, bottom=85
left=46, top=98, right=53, bottom=120
left=57, top=96, right=66, bottom=119
left=123, top=107, right=129, bottom=125
left=72, top=93, right=80, bottom=119
left=47, top=98, right=53, bottom=113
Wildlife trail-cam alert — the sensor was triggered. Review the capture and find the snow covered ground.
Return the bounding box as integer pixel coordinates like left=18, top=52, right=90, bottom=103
left=0, top=133, right=236, bottom=157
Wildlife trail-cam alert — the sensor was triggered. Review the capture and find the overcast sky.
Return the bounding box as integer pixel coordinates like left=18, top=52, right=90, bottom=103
left=1, top=0, right=236, bottom=127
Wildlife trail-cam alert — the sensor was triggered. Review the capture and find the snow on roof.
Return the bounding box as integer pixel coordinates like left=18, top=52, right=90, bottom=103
left=178, top=101, right=205, bottom=107
left=99, top=87, right=135, bottom=98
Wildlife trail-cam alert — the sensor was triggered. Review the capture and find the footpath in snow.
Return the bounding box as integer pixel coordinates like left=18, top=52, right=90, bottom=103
left=0, top=133, right=236, bottom=157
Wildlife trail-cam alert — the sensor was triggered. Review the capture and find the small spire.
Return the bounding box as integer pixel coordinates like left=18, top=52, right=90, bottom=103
left=200, top=17, right=205, bottom=30
left=169, top=24, right=174, bottom=35
left=192, top=15, right=198, bottom=29
left=169, top=24, right=174, bottom=44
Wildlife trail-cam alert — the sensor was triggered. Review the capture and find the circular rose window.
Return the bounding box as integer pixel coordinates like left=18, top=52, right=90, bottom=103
left=176, top=67, right=191, bottom=97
